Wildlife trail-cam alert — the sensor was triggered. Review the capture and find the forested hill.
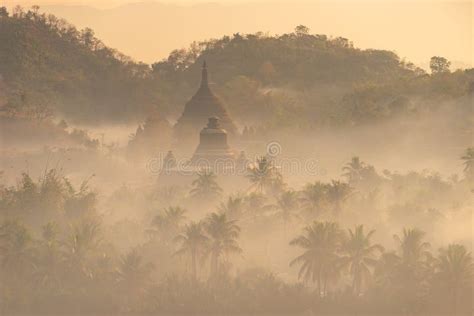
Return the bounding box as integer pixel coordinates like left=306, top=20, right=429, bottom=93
left=0, top=6, right=161, bottom=123
left=152, top=25, right=420, bottom=88
left=0, top=6, right=472, bottom=127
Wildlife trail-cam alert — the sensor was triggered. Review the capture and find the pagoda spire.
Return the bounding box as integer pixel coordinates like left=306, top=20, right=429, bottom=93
left=200, top=60, right=208, bottom=88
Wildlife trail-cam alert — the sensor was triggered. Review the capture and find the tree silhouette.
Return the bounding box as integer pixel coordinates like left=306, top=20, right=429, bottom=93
left=150, top=206, right=187, bottom=243
left=434, top=244, right=473, bottom=314
left=116, top=249, right=154, bottom=311
left=289, top=221, right=344, bottom=297
left=340, top=225, right=383, bottom=295
left=246, top=156, right=282, bottom=194
left=273, top=190, right=299, bottom=232
left=218, top=195, right=245, bottom=220
left=342, top=156, right=365, bottom=185
left=300, top=181, right=327, bottom=217
left=204, top=212, right=242, bottom=281
left=461, top=147, right=474, bottom=181
left=190, top=170, right=222, bottom=201
left=174, top=221, right=208, bottom=281
left=430, top=56, right=451, bottom=74
left=325, top=180, right=352, bottom=215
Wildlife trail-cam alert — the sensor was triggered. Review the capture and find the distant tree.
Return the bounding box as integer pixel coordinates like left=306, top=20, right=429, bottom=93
left=273, top=190, right=299, bottom=232
left=243, top=192, right=269, bottom=218
left=116, top=249, right=154, bottom=310
left=290, top=221, right=344, bottom=297
left=32, top=222, right=62, bottom=290
left=174, top=221, right=208, bottom=281
left=430, top=56, right=451, bottom=74
left=0, top=6, right=8, bottom=18
left=295, top=25, right=310, bottom=36
left=325, top=180, right=352, bottom=215
left=62, top=218, right=102, bottom=279
left=204, top=213, right=242, bottom=281
left=0, top=220, right=33, bottom=276
left=461, top=147, right=474, bottom=181
left=218, top=195, right=245, bottom=220
left=190, top=171, right=222, bottom=201
left=150, top=206, right=187, bottom=244
left=300, top=181, right=327, bottom=217
left=394, top=228, right=431, bottom=268
left=434, top=244, right=473, bottom=314
left=340, top=225, right=383, bottom=295
left=246, top=156, right=282, bottom=194
left=393, top=228, right=433, bottom=309
left=342, top=156, right=365, bottom=185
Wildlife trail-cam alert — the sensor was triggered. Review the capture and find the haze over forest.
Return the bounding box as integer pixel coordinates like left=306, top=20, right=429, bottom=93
left=0, top=3, right=473, bottom=315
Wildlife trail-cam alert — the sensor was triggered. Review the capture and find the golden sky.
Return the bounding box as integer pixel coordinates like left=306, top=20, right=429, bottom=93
left=2, top=0, right=472, bottom=68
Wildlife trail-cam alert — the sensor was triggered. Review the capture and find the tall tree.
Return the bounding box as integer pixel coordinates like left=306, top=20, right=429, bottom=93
left=204, top=213, right=242, bottom=281
left=461, top=147, right=474, bottom=181
left=300, top=182, right=327, bottom=217
left=434, top=244, right=473, bottom=314
left=190, top=170, right=222, bottom=201
left=289, top=221, right=344, bottom=297
left=174, top=221, right=208, bottom=281
left=325, top=180, right=352, bottom=215
left=430, top=56, right=451, bottom=74
left=150, top=206, right=187, bottom=242
left=246, top=156, right=282, bottom=194
left=340, top=225, right=383, bottom=295
left=393, top=228, right=433, bottom=310
left=273, top=190, right=299, bottom=232
left=218, top=195, right=245, bottom=220
left=116, top=249, right=154, bottom=311
left=342, top=156, right=365, bottom=185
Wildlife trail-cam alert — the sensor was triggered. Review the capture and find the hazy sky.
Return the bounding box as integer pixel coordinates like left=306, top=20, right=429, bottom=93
left=2, top=0, right=472, bottom=68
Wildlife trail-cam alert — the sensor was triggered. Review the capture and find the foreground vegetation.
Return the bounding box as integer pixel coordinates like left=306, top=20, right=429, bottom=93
left=1, top=150, right=472, bottom=315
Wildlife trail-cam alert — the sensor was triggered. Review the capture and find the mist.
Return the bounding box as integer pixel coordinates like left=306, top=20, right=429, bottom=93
left=0, top=3, right=473, bottom=316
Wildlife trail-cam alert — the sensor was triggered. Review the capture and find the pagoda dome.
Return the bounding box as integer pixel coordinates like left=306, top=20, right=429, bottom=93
left=174, top=62, right=237, bottom=140
left=191, top=116, right=235, bottom=167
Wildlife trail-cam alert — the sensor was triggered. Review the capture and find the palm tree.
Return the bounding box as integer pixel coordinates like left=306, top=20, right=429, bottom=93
left=62, top=218, right=102, bottom=279
left=174, top=221, right=208, bottom=280
left=342, top=156, right=365, bottom=185
left=393, top=228, right=432, bottom=309
left=243, top=192, right=269, bottom=219
left=435, top=244, right=473, bottom=314
left=150, top=206, right=187, bottom=241
left=204, top=212, right=242, bottom=281
left=340, top=225, right=383, bottom=295
left=300, top=182, right=327, bottom=217
left=461, top=147, right=474, bottom=180
left=325, top=180, right=352, bottom=215
left=289, top=221, right=344, bottom=297
left=218, top=195, right=245, bottom=220
left=394, top=228, right=431, bottom=269
left=190, top=170, right=222, bottom=201
left=273, top=190, right=299, bottom=231
left=246, top=156, right=281, bottom=194
left=116, top=249, right=154, bottom=310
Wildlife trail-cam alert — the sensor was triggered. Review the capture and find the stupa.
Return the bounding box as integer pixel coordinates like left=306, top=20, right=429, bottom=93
left=174, top=62, right=237, bottom=140
left=190, top=116, right=236, bottom=169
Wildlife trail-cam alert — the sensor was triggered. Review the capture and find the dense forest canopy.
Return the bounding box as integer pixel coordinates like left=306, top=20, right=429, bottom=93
left=1, top=6, right=472, bottom=129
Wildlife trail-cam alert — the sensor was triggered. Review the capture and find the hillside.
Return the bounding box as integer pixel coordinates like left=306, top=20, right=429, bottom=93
left=0, top=6, right=164, bottom=123
left=0, top=6, right=472, bottom=131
